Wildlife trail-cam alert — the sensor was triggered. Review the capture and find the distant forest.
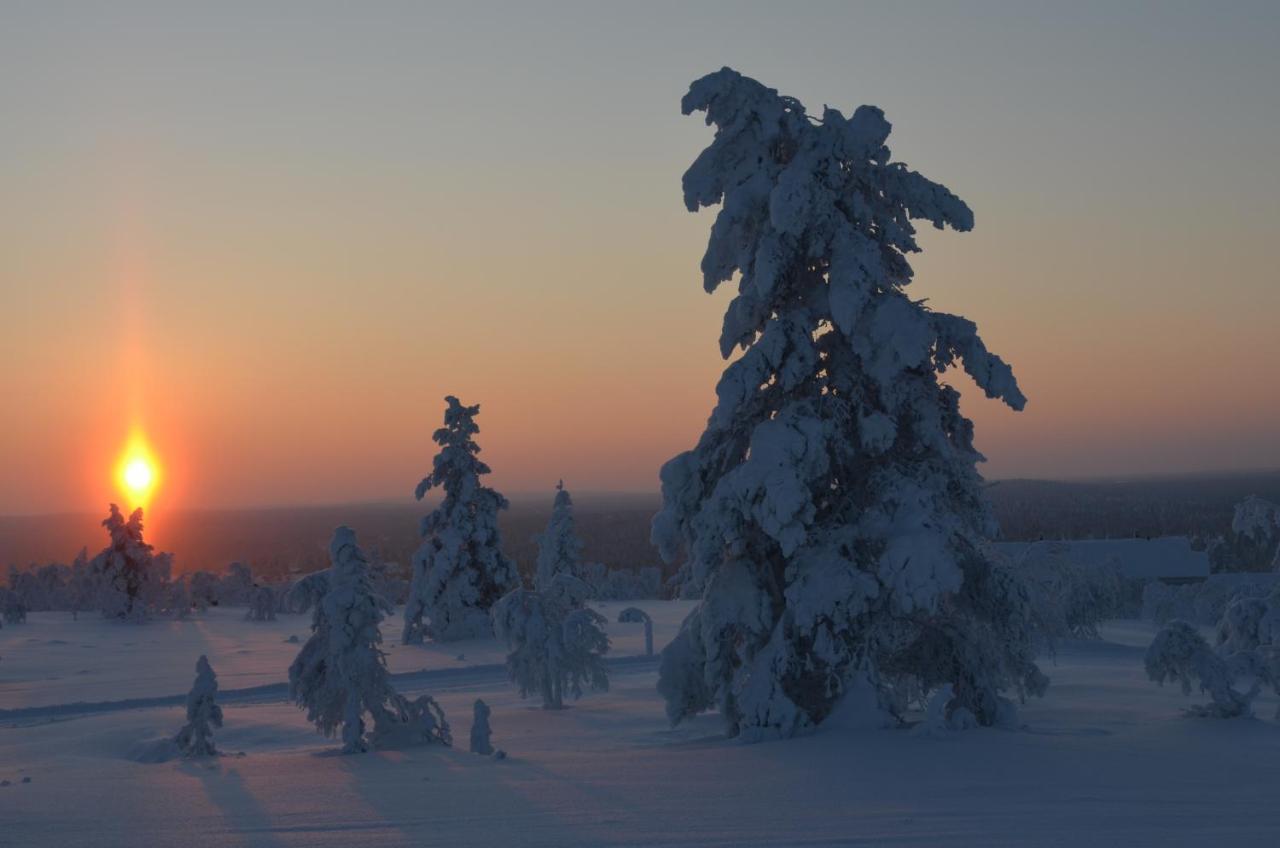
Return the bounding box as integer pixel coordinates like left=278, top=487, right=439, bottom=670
left=4, top=471, right=1279, bottom=582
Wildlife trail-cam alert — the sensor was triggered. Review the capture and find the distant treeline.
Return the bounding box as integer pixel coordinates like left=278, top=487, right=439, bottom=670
left=4, top=473, right=1280, bottom=581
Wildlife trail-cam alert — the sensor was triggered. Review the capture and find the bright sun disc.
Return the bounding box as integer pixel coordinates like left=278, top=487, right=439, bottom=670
left=123, top=458, right=153, bottom=493
left=116, top=433, right=160, bottom=509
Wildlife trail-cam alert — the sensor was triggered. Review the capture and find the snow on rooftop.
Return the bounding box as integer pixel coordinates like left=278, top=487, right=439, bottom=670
left=994, top=537, right=1210, bottom=580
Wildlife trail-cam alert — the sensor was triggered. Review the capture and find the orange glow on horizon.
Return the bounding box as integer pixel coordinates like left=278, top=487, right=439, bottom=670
left=116, top=431, right=160, bottom=513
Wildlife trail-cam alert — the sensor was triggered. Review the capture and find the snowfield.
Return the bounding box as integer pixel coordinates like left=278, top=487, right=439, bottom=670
left=4, top=604, right=1280, bottom=847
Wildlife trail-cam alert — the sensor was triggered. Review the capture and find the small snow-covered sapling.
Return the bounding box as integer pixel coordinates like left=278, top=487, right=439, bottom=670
left=175, top=654, right=223, bottom=757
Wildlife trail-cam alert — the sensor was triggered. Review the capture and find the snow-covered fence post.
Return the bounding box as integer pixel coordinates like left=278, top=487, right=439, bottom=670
left=618, top=607, right=653, bottom=656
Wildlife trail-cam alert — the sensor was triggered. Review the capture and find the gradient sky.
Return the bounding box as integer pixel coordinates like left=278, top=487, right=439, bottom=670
left=2, top=1, right=1278, bottom=516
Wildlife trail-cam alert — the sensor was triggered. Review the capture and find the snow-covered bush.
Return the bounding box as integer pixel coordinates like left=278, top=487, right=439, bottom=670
left=1229, top=496, right=1280, bottom=571
left=218, top=562, right=255, bottom=606
left=188, top=571, right=219, bottom=611
left=492, top=574, right=610, bottom=709
left=175, top=655, right=224, bottom=757
left=1145, top=620, right=1279, bottom=718
left=651, top=68, right=1045, bottom=739
left=469, top=699, right=494, bottom=755
left=1010, top=545, right=1128, bottom=641
left=290, top=526, right=451, bottom=753
left=403, top=397, right=517, bottom=643
left=580, top=562, right=663, bottom=601
left=245, top=585, right=277, bottom=621
left=1142, top=574, right=1280, bottom=626
left=0, top=588, right=26, bottom=625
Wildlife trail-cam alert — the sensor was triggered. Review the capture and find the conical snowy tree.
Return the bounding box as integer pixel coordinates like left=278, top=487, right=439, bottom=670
left=534, top=481, right=585, bottom=591
left=403, top=397, right=518, bottom=643
left=91, top=504, right=156, bottom=620
left=652, top=68, right=1046, bottom=740
left=290, top=526, right=451, bottom=753
left=175, top=655, right=224, bottom=757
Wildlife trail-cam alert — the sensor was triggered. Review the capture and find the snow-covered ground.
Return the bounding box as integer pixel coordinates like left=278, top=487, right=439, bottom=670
left=4, top=605, right=1280, bottom=847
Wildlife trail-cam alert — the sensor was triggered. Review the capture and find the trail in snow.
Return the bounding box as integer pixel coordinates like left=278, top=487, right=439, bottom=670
left=0, top=654, right=660, bottom=724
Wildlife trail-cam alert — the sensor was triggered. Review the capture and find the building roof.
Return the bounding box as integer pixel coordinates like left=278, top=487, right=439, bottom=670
left=993, top=536, right=1210, bottom=580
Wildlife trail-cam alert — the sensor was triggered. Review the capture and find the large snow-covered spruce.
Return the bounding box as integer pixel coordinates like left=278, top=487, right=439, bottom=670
left=652, top=68, right=1045, bottom=739
left=534, top=481, right=585, bottom=591
left=175, top=655, right=224, bottom=757
left=290, top=527, right=451, bottom=753
left=403, top=397, right=518, bottom=643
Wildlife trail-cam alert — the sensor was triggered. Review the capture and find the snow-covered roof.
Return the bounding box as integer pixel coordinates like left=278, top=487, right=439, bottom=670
left=993, top=537, right=1210, bottom=580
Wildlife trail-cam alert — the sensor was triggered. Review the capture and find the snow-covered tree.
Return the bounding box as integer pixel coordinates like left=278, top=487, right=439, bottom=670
left=469, top=699, right=494, bottom=755
left=219, top=562, right=255, bottom=606
left=91, top=504, right=158, bottom=620
left=189, top=571, right=219, bottom=612
left=492, top=574, right=610, bottom=709
left=1145, top=619, right=1279, bottom=718
left=290, top=526, right=451, bottom=753
left=403, top=397, right=518, bottom=643
left=1230, top=497, right=1280, bottom=571
left=245, top=585, right=277, bottom=621
left=0, top=588, right=26, bottom=625
left=651, top=68, right=1046, bottom=739
left=535, top=481, right=584, bottom=591
left=287, top=568, right=330, bottom=615
left=66, top=548, right=95, bottom=620
left=175, top=655, right=224, bottom=757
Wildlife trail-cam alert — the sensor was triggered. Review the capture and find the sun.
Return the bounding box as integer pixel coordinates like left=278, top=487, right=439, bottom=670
left=116, top=433, right=160, bottom=510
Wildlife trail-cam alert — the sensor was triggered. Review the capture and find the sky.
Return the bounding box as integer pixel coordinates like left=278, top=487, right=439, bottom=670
left=2, top=1, right=1278, bottom=516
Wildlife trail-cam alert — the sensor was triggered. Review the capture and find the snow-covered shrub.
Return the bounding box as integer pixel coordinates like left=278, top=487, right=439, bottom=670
left=245, top=585, right=277, bottom=621
left=290, top=526, right=450, bottom=753
left=1012, top=545, right=1127, bottom=640
left=617, top=607, right=654, bottom=656
left=1142, top=575, right=1280, bottom=626
left=0, top=588, right=26, bottom=625
left=1145, top=620, right=1279, bottom=718
left=469, top=699, right=494, bottom=755
left=218, top=562, right=255, bottom=606
left=1230, top=496, right=1280, bottom=571
left=651, top=68, right=1045, bottom=739
left=175, top=655, right=224, bottom=757
left=403, top=397, right=517, bottom=643
left=188, top=571, right=219, bottom=611
left=580, top=562, right=663, bottom=601
left=492, top=574, right=610, bottom=709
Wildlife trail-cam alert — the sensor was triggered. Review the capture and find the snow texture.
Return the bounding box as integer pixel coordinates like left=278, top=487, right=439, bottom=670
left=652, top=68, right=1043, bottom=740
left=404, top=397, right=518, bottom=643
left=290, top=526, right=451, bottom=753
left=174, top=654, right=224, bottom=757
